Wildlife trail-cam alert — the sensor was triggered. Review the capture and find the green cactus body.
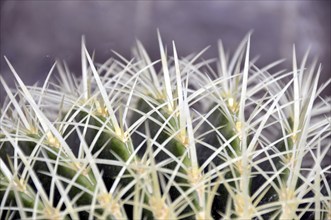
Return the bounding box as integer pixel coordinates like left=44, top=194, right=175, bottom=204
left=132, top=98, right=201, bottom=212
left=206, top=105, right=241, bottom=159
left=0, top=136, right=45, bottom=213
left=0, top=169, right=44, bottom=213
left=0, top=35, right=330, bottom=220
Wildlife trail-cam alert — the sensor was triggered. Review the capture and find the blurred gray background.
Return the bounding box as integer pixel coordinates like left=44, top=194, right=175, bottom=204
left=0, top=0, right=330, bottom=103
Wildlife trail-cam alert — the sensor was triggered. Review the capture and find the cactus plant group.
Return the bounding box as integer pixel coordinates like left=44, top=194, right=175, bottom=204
left=0, top=33, right=330, bottom=220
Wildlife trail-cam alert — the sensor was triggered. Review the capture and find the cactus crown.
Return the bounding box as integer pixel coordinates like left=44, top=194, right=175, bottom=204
left=0, top=33, right=330, bottom=220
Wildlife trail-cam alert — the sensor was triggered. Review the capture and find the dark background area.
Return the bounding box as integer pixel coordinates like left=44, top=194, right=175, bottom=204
left=0, top=1, right=330, bottom=103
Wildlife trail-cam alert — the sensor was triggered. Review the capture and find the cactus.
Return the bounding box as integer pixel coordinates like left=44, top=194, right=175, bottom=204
left=0, top=33, right=330, bottom=220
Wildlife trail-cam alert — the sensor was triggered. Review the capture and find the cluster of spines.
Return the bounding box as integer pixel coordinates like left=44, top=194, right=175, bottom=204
left=0, top=33, right=330, bottom=219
